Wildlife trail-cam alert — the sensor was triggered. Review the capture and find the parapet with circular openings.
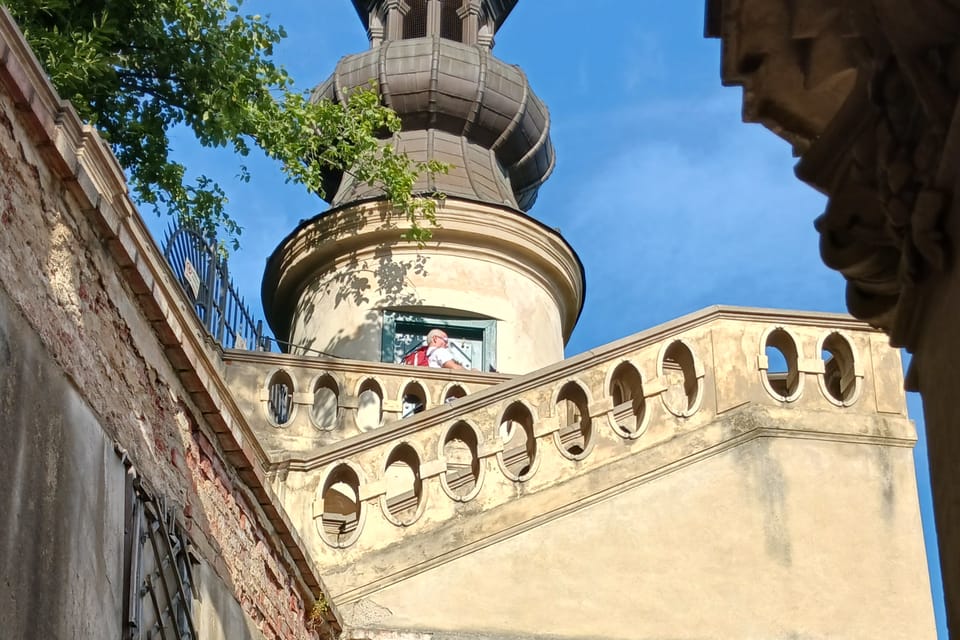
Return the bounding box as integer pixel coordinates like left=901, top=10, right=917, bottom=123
left=497, top=400, right=540, bottom=481
left=356, top=377, right=386, bottom=432
left=315, top=461, right=366, bottom=548
left=310, top=373, right=342, bottom=431
left=439, top=420, right=484, bottom=502
left=759, top=327, right=804, bottom=402
left=381, top=442, right=427, bottom=526
left=605, top=359, right=649, bottom=439
left=818, top=331, right=863, bottom=407
left=264, top=368, right=297, bottom=428
left=657, top=340, right=704, bottom=418
left=399, top=379, right=430, bottom=418
left=552, top=379, right=594, bottom=461
left=442, top=382, right=469, bottom=404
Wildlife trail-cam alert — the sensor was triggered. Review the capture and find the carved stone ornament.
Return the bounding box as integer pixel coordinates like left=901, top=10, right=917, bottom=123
left=708, top=0, right=960, bottom=351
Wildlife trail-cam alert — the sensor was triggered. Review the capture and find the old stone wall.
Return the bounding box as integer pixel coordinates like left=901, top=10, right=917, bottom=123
left=0, top=286, right=126, bottom=639
left=0, top=13, right=325, bottom=640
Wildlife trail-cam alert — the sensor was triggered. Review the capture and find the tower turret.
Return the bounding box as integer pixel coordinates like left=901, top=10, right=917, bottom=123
left=262, top=0, right=583, bottom=374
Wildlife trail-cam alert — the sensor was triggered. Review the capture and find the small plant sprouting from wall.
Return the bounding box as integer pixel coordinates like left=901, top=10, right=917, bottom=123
left=307, top=595, right=330, bottom=634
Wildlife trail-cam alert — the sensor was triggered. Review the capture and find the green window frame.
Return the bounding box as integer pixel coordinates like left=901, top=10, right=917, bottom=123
left=382, top=311, right=497, bottom=372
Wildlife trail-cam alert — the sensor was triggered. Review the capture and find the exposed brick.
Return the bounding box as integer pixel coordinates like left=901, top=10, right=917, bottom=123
left=0, top=39, right=317, bottom=640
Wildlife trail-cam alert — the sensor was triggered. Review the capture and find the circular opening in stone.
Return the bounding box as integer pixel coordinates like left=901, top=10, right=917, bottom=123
left=661, top=341, right=700, bottom=416
left=401, top=381, right=427, bottom=418
left=357, top=379, right=383, bottom=432
left=311, top=375, right=339, bottom=430
left=554, top=381, right=592, bottom=458
left=320, top=465, right=361, bottom=546
left=498, top=402, right=537, bottom=480
left=383, top=444, right=423, bottom=524
left=442, top=421, right=481, bottom=500
left=822, top=332, right=858, bottom=404
left=609, top=362, right=646, bottom=437
left=443, top=384, right=467, bottom=404
left=764, top=329, right=800, bottom=399
left=267, top=370, right=295, bottom=426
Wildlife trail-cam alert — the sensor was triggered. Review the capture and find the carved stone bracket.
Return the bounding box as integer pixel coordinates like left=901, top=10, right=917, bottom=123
left=709, top=0, right=960, bottom=352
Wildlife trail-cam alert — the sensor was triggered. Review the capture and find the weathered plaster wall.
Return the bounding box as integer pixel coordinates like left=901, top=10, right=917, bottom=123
left=263, top=200, right=584, bottom=376
left=0, top=287, right=126, bottom=639
left=346, top=436, right=936, bottom=640
left=0, top=14, right=324, bottom=639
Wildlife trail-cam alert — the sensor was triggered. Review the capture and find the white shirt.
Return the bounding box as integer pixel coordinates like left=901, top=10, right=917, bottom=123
left=427, top=346, right=455, bottom=368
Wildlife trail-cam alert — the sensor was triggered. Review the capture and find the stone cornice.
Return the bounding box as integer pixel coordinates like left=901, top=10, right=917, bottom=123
left=0, top=8, right=340, bottom=631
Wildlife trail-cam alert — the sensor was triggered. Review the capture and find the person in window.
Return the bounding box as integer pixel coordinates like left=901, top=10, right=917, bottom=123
left=426, top=329, right=465, bottom=369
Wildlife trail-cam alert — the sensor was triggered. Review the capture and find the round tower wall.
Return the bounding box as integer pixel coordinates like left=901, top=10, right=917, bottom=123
left=262, top=199, right=584, bottom=375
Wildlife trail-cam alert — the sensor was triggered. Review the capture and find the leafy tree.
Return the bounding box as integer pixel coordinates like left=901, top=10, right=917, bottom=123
left=6, top=0, right=445, bottom=247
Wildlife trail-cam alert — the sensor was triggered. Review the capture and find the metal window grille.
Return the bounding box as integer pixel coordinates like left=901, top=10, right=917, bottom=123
left=440, top=0, right=464, bottom=41
left=403, top=0, right=428, bottom=38
left=124, top=484, right=198, bottom=640
left=269, top=381, right=293, bottom=425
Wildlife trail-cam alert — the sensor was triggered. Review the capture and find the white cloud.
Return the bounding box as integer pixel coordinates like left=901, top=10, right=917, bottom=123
left=555, top=102, right=846, bottom=353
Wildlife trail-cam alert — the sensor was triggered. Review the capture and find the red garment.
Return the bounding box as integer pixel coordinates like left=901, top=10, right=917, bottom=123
left=402, top=345, right=430, bottom=367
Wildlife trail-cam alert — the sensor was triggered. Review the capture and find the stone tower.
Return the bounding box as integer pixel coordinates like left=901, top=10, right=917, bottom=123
left=261, top=0, right=584, bottom=375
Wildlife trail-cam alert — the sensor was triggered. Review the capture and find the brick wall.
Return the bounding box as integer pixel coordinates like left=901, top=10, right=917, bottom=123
left=0, top=11, right=331, bottom=640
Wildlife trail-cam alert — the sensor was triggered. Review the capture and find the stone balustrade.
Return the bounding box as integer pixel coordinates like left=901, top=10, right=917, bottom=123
left=223, top=351, right=512, bottom=453
left=224, top=306, right=912, bottom=600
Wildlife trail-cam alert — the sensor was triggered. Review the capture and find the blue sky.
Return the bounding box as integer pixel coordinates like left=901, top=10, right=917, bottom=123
left=150, top=1, right=946, bottom=634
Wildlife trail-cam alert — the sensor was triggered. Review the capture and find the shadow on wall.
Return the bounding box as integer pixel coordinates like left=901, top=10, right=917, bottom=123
left=290, top=241, right=429, bottom=359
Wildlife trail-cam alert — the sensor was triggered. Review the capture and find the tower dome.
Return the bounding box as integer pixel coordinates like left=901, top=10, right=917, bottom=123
left=312, top=37, right=554, bottom=211
left=262, top=0, right=584, bottom=374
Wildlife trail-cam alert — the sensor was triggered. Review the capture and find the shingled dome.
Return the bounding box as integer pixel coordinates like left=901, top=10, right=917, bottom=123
left=311, top=36, right=554, bottom=212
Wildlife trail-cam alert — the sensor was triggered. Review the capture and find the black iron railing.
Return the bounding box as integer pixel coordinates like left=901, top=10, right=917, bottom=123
left=162, top=221, right=272, bottom=352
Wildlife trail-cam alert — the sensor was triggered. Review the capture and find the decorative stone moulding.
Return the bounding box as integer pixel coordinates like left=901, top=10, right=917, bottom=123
left=758, top=326, right=805, bottom=403
left=551, top=379, right=595, bottom=461
left=656, top=340, right=705, bottom=418
left=604, top=359, right=650, bottom=439
left=310, top=373, right=343, bottom=431
left=817, top=331, right=863, bottom=407
left=315, top=461, right=367, bottom=548
left=496, top=399, right=541, bottom=482
left=439, top=420, right=485, bottom=502
left=262, top=199, right=584, bottom=374
left=263, top=368, right=298, bottom=428
left=380, top=441, right=428, bottom=526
